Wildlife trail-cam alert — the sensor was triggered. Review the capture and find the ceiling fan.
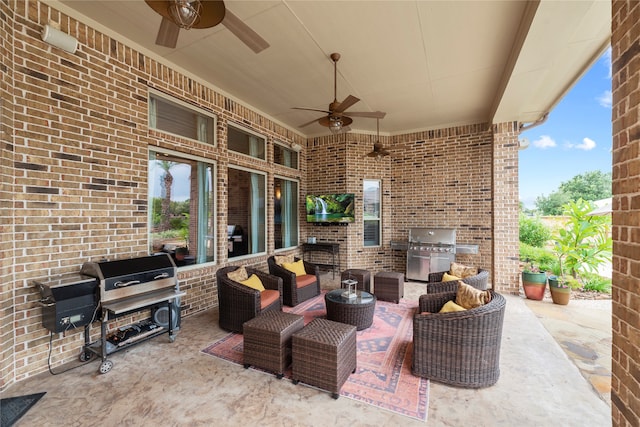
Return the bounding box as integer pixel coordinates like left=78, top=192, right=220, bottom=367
left=145, top=0, right=269, bottom=53
left=366, top=118, right=398, bottom=160
left=293, top=53, right=386, bottom=134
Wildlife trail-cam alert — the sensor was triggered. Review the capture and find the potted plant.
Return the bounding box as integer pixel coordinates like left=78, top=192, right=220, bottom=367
left=548, top=274, right=571, bottom=305
left=521, top=261, right=547, bottom=300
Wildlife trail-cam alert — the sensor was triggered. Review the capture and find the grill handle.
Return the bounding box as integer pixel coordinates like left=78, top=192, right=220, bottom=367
left=114, top=280, right=141, bottom=288
left=153, top=273, right=170, bottom=280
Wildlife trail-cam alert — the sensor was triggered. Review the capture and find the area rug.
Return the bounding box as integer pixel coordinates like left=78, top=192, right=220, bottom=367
left=0, top=392, right=46, bottom=427
left=202, top=293, right=429, bottom=421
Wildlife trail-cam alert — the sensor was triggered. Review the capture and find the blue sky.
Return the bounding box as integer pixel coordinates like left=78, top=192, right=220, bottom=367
left=519, top=49, right=612, bottom=209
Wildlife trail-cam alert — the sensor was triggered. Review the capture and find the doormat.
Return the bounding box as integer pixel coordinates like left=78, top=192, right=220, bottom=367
left=0, top=392, right=46, bottom=427
left=202, top=293, right=428, bottom=421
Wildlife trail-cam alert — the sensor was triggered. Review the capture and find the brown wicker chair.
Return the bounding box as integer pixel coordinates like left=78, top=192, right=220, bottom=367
left=267, top=256, right=320, bottom=307
left=216, top=266, right=283, bottom=333
left=426, top=268, right=489, bottom=293
left=412, top=290, right=506, bottom=388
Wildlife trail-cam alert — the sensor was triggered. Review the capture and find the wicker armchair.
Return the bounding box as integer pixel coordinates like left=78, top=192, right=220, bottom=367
left=216, top=266, right=283, bottom=333
left=267, top=256, right=321, bottom=307
left=412, top=290, right=506, bottom=388
left=426, top=268, right=489, bottom=293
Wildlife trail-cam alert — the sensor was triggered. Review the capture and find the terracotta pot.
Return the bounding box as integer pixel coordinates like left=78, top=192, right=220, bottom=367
left=549, top=277, right=571, bottom=305
left=522, top=271, right=547, bottom=301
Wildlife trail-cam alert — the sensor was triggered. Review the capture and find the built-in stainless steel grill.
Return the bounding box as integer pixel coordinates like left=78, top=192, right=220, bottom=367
left=406, top=228, right=456, bottom=281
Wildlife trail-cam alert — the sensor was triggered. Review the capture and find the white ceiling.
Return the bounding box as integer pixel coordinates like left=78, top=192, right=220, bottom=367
left=50, top=0, right=611, bottom=137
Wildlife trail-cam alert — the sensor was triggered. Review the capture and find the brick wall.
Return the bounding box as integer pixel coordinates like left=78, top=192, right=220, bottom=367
left=611, top=1, right=640, bottom=425
left=0, top=0, right=16, bottom=390
left=492, top=122, right=521, bottom=294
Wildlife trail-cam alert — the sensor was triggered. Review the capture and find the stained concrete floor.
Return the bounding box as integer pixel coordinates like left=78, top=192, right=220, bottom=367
left=1, top=275, right=612, bottom=426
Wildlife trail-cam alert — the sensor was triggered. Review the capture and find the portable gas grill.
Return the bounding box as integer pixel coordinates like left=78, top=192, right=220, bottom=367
left=77, top=253, right=185, bottom=374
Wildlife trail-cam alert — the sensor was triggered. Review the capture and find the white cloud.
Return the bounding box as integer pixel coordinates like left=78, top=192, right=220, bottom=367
left=597, top=90, right=612, bottom=108
left=577, top=137, right=597, bottom=150
left=565, top=137, right=597, bottom=151
left=532, top=135, right=556, bottom=149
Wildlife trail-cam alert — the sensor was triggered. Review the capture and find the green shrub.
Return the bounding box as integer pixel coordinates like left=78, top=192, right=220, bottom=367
left=581, top=272, right=612, bottom=294
left=519, top=242, right=556, bottom=272
left=519, top=213, right=551, bottom=247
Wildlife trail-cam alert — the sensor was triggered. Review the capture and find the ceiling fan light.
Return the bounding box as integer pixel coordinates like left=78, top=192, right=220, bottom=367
left=168, top=0, right=202, bottom=29
left=329, top=116, right=342, bottom=134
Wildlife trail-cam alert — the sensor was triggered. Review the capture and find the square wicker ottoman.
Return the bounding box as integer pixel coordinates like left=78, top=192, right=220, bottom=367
left=291, top=318, right=357, bottom=399
left=243, top=311, right=305, bottom=379
left=374, top=271, right=405, bottom=303
left=340, top=269, right=371, bottom=292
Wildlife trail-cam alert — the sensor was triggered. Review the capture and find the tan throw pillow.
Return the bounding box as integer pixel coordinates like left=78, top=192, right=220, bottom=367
left=442, top=272, right=461, bottom=282
left=455, top=281, right=491, bottom=309
left=227, top=266, right=248, bottom=282
left=439, top=300, right=467, bottom=313
left=274, top=254, right=295, bottom=266
left=450, top=262, right=478, bottom=279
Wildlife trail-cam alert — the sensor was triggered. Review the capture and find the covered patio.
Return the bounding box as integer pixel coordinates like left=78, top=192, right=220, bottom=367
left=1, top=1, right=637, bottom=425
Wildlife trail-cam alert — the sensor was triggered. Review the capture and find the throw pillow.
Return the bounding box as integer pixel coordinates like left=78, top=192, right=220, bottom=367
left=282, top=259, right=306, bottom=276
left=450, top=262, right=478, bottom=279
left=439, top=300, right=467, bottom=313
left=442, top=272, right=461, bottom=282
left=240, top=274, right=265, bottom=292
left=227, top=266, right=248, bottom=282
left=455, top=281, right=492, bottom=309
left=274, top=254, right=295, bottom=266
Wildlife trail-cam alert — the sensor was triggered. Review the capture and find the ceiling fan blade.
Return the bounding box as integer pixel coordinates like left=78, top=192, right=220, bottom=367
left=292, top=107, right=332, bottom=114
left=156, top=17, right=180, bottom=48
left=222, top=10, right=270, bottom=53
left=298, top=117, right=323, bottom=128
left=347, top=111, right=387, bottom=119
left=333, top=95, right=360, bottom=113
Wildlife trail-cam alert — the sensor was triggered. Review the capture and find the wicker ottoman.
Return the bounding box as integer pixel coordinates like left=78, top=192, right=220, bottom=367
left=374, top=271, right=405, bottom=303
left=243, top=311, right=305, bottom=379
left=291, top=318, right=357, bottom=399
left=340, top=269, right=371, bottom=292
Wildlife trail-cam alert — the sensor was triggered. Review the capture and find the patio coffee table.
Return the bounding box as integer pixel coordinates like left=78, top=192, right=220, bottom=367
left=325, top=288, right=376, bottom=330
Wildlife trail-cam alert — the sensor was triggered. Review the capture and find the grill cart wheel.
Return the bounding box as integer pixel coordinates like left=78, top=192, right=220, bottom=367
left=99, top=360, right=113, bottom=374
left=79, top=351, right=94, bottom=362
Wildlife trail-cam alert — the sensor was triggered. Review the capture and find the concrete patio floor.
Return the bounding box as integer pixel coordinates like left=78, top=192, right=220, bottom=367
left=1, top=276, right=612, bottom=426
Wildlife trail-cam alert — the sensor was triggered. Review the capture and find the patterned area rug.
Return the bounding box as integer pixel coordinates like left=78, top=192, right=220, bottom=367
left=202, top=292, right=429, bottom=421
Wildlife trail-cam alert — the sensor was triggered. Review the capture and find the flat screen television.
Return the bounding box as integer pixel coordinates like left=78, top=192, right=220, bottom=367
left=306, top=193, right=355, bottom=223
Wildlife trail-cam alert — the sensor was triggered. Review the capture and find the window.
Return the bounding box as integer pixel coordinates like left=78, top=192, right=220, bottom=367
left=227, top=124, right=266, bottom=160
left=274, top=177, right=299, bottom=249
left=148, top=92, right=216, bottom=144
left=227, top=166, right=266, bottom=258
left=274, top=143, right=299, bottom=169
left=148, top=149, right=216, bottom=266
left=363, top=179, right=381, bottom=247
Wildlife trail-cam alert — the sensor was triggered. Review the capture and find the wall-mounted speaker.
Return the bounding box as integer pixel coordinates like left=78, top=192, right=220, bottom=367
left=151, top=298, right=181, bottom=331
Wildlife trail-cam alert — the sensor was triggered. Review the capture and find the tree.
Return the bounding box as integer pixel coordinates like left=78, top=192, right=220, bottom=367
left=535, top=170, right=611, bottom=215
left=558, top=171, right=612, bottom=201
left=552, top=199, right=612, bottom=278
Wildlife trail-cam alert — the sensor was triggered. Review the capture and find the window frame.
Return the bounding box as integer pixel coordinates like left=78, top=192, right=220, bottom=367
left=363, top=179, right=382, bottom=247
left=274, top=175, right=300, bottom=251
left=148, top=147, right=218, bottom=268
left=148, top=89, right=217, bottom=146
left=227, top=122, right=267, bottom=161
left=273, top=142, right=299, bottom=170
left=227, top=164, right=268, bottom=260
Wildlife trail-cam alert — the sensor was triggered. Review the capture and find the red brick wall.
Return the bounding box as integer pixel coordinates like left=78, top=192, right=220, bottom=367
left=611, top=1, right=640, bottom=425
left=0, top=0, right=16, bottom=390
